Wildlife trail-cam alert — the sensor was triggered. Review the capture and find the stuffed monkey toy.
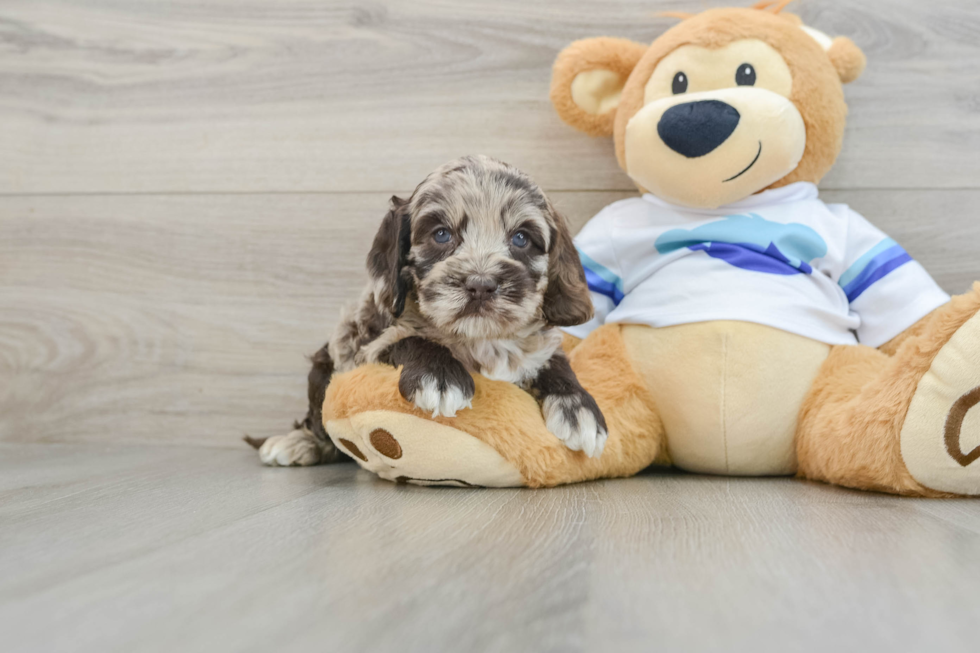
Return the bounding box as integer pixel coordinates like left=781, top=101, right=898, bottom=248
left=322, top=2, right=980, bottom=496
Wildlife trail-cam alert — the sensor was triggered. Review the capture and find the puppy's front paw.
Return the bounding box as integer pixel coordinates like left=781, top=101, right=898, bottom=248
left=542, top=393, right=608, bottom=458
left=399, top=360, right=475, bottom=418
left=411, top=374, right=474, bottom=418
left=257, top=427, right=325, bottom=466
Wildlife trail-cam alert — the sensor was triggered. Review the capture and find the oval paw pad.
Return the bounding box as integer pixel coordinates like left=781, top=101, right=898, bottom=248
left=338, top=438, right=367, bottom=462
left=369, top=429, right=402, bottom=459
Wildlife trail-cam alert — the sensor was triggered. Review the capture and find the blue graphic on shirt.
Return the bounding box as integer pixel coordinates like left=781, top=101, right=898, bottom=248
left=655, top=213, right=828, bottom=276
left=838, top=238, right=912, bottom=302
left=578, top=249, right=625, bottom=306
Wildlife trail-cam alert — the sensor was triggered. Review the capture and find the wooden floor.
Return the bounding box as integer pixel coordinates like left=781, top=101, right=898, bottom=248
left=3, top=0, right=980, bottom=650
left=3, top=443, right=980, bottom=653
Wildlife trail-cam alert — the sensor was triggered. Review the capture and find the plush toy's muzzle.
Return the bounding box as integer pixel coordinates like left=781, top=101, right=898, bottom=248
left=625, top=85, right=806, bottom=208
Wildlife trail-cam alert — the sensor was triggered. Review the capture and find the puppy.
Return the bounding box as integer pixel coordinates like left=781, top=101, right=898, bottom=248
left=249, top=155, right=607, bottom=466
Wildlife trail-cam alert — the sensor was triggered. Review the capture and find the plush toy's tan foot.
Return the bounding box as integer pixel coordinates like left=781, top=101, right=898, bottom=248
left=901, top=310, right=980, bottom=494
left=326, top=411, right=526, bottom=487
left=798, top=283, right=980, bottom=496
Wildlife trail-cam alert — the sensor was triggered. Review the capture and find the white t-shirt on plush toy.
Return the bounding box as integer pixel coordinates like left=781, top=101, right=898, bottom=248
left=565, top=182, right=949, bottom=347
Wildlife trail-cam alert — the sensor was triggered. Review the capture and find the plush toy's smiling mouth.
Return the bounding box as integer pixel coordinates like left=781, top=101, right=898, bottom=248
left=723, top=141, right=763, bottom=182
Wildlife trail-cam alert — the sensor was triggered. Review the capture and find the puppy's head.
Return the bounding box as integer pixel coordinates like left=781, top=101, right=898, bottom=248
left=367, top=155, right=593, bottom=339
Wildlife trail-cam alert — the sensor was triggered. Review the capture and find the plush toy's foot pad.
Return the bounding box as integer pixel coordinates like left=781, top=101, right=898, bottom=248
left=326, top=411, right=526, bottom=488
left=902, top=311, right=980, bottom=494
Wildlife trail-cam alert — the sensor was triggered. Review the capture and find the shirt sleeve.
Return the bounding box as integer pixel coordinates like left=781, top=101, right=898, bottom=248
left=561, top=209, right=624, bottom=340
left=835, top=205, right=950, bottom=347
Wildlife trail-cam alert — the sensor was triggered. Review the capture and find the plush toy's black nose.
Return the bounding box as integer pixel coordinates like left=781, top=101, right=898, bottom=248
left=657, top=100, right=741, bottom=158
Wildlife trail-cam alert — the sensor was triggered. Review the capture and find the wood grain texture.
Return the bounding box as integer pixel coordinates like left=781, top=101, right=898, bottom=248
left=2, top=0, right=980, bottom=193
left=2, top=190, right=977, bottom=447
left=1, top=443, right=978, bottom=653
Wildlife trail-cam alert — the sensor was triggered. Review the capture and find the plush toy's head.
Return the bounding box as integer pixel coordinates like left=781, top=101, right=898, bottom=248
left=551, top=1, right=866, bottom=209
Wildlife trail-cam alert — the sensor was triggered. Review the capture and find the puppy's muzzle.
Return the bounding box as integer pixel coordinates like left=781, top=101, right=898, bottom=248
left=457, top=275, right=500, bottom=317
left=657, top=100, right=741, bottom=158
left=465, top=276, right=499, bottom=302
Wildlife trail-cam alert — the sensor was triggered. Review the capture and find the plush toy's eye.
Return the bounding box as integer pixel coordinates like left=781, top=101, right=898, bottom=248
left=736, top=63, right=756, bottom=86
left=672, top=72, right=688, bottom=94
left=434, top=228, right=452, bottom=244
left=511, top=231, right=529, bottom=248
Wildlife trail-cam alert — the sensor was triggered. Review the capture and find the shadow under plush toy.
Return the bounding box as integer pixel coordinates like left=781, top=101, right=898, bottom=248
left=322, top=1, right=980, bottom=495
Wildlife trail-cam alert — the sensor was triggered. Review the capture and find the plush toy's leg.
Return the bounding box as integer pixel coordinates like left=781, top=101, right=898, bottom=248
left=797, top=283, right=980, bottom=496
left=323, top=325, right=667, bottom=487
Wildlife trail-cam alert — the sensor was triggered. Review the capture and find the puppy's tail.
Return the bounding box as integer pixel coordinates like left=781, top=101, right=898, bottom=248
left=243, top=434, right=267, bottom=449
left=243, top=418, right=303, bottom=449
left=244, top=343, right=337, bottom=454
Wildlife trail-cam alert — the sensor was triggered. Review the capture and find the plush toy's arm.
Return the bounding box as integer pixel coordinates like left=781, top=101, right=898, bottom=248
left=834, top=205, right=950, bottom=348
left=324, top=324, right=667, bottom=488
left=561, top=332, right=582, bottom=354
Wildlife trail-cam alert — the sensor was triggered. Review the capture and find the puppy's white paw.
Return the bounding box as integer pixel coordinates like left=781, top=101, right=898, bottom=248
left=258, top=428, right=324, bottom=466
left=412, top=374, right=473, bottom=418
left=543, top=394, right=608, bottom=458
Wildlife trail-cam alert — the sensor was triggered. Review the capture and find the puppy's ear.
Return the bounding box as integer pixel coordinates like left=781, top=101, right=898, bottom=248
left=367, top=196, right=413, bottom=318
left=542, top=204, right=594, bottom=327
left=550, top=37, right=648, bottom=137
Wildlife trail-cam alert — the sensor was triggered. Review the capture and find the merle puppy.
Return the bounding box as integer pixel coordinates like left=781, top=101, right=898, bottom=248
left=249, top=155, right=607, bottom=466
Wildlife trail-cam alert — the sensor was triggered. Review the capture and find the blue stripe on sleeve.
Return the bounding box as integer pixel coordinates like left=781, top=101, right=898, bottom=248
left=578, top=249, right=624, bottom=306
left=839, top=238, right=897, bottom=288
left=840, top=239, right=913, bottom=302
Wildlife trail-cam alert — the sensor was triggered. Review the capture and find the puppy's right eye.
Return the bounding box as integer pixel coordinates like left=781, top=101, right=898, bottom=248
left=433, top=228, right=452, bottom=244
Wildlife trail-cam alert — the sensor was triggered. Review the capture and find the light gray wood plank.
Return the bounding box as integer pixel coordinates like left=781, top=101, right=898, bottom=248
left=0, top=442, right=344, bottom=598
left=1, top=190, right=977, bottom=447
left=1, top=443, right=979, bottom=653
left=907, top=500, right=980, bottom=537
left=2, top=0, right=980, bottom=194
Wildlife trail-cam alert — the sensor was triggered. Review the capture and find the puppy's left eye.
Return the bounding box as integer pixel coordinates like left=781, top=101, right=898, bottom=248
left=736, top=63, right=756, bottom=86
left=511, top=231, right=529, bottom=248
left=433, top=228, right=452, bottom=244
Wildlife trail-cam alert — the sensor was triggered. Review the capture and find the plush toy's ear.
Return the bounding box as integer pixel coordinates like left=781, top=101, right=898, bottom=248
left=827, top=36, right=866, bottom=84
left=541, top=202, right=594, bottom=327
left=550, top=37, right=648, bottom=137
left=366, top=196, right=413, bottom=318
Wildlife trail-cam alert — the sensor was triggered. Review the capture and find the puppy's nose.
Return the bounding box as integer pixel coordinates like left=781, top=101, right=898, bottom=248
left=657, top=100, right=740, bottom=158
left=465, top=276, right=498, bottom=301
